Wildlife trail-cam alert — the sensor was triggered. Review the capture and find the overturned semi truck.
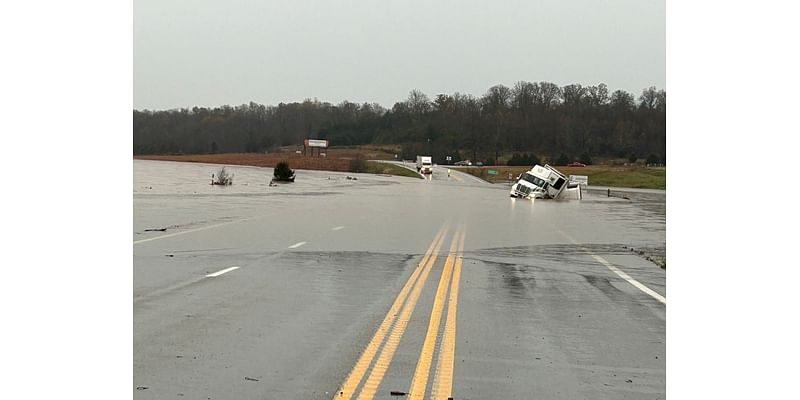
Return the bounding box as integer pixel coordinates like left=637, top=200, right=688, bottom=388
left=510, top=164, right=582, bottom=200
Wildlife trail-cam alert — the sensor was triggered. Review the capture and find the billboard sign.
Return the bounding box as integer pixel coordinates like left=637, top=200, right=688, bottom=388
left=304, top=139, right=329, bottom=148
left=569, top=175, right=589, bottom=185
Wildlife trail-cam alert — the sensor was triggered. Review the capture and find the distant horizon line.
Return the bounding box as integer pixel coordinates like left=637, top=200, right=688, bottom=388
left=133, top=82, right=665, bottom=112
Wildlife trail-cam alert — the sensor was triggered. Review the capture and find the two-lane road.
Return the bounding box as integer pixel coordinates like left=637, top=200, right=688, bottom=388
left=134, top=160, right=665, bottom=399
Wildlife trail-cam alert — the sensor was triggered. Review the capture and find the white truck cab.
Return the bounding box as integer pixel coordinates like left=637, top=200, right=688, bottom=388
left=416, top=156, right=433, bottom=174
left=510, top=164, right=579, bottom=199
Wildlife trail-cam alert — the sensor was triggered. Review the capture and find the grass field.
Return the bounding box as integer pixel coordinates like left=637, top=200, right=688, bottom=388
left=458, top=165, right=666, bottom=190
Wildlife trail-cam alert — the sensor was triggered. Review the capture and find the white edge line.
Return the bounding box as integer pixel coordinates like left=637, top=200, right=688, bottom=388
left=206, top=266, right=240, bottom=277
left=590, top=254, right=666, bottom=304
left=288, top=241, right=307, bottom=249
left=560, top=231, right=666, bottom=304
left=332, top=226, right=345, bottom=231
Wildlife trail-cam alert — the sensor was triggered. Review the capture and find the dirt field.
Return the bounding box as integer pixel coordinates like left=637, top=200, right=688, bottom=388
left=133, top=146, right=399, bottom=173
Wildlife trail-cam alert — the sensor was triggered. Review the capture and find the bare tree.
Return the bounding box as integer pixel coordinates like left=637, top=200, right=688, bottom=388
left=562, top=84, right=588, bottom=107
left=586, top=83, right=609, bottom=106
left=482, top=85, right=512, bottom=163
left=611, top=90, right=635, bottom=112
left=639, top=86, right=660, bottom=110
left=655, top=90, right=666, bottom=112
left=534, top=81, right=563, bottom=108
left=407, top=89, right=432, bottom=115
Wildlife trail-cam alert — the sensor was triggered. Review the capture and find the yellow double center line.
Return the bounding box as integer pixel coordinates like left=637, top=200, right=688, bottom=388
left=335, top=223, right=448, bottom=400
left=430, top=229, right=465, bottom=399
left=334, top=224, right=467, bottom=400
left=409, top=227, right=465, bottom=400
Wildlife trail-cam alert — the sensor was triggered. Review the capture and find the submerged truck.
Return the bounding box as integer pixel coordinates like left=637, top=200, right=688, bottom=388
left=416, top=155, right=433, bottom=174
left=510, top=164, right=582, bottom=200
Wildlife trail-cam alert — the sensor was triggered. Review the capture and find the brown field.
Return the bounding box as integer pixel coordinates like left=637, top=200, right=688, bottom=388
left=133, top=146, right=399, bottom=173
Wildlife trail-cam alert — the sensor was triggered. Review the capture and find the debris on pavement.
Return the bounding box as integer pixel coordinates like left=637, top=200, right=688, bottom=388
left=211, top=167, right=234, bottom=185
left=622, top=245, right=666, bottom=269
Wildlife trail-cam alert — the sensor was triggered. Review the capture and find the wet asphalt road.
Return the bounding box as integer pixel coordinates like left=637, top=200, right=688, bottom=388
left=134, top=160, right=666, bottom=400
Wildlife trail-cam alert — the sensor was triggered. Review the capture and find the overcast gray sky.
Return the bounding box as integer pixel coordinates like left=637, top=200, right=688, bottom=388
left=134, top=0, right=664, bottom=110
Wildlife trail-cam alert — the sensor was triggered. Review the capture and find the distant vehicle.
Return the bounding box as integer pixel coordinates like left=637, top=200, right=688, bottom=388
left=475, top=161, right=484, bottom=166
left=454, top=160, right=472, bottom=166
left=510, top=164, right=581, bottom=200
left=567, top=162, right=586, bottom=167
left=416, top=155, right=433, bottom=174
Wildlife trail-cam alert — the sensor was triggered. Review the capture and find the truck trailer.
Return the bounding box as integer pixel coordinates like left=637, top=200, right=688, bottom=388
left=510, top=164, right=582, bottom=200
left=416, top=156, right=433, bottom=174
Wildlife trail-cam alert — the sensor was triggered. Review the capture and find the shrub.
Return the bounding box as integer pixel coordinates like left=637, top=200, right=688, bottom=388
left=628, top=154, right=638, bottom=164
left=578, top=152, right=593, bottom=165
left=274, top=161, right=294, bottom=180
left=554, top=153, right=570, bottom=166
left=646, top=154, right=660, bottom=165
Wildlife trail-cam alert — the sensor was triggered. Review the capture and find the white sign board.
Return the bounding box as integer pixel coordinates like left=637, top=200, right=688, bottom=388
left=305, top=139, right=329, bottom=148
left=569, top=175, right=589, bottom=185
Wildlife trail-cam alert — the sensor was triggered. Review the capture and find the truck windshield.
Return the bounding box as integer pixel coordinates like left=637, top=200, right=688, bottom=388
left=522, top=173, right=547, bottom=188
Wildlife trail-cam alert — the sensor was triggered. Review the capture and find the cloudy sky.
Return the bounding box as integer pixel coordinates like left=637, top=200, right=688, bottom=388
left=134, top=0, right=665, bottom=110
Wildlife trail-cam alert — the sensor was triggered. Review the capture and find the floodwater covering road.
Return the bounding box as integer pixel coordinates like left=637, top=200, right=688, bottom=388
left=134, top=159, right=666, bottom=400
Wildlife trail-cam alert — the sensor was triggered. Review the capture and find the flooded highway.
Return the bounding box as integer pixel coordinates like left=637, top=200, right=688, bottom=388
left=134, top=159, right=666, bottom=399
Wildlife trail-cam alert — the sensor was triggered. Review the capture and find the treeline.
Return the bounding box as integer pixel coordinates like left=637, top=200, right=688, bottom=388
left=134, top=82, right=665, bottom=164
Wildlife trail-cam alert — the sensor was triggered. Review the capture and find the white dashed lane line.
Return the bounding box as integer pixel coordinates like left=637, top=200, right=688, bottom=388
left=288, top=241, right=307, bottom=249
left=205, top=266, right=240, bottom=278
left=332, top=226, right=345, bottom=231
